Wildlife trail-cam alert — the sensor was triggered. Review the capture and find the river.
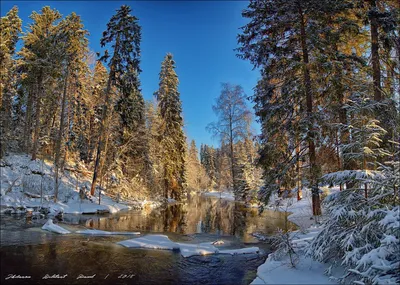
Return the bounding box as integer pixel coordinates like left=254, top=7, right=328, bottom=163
left=0, top=194, right=292, bottom=284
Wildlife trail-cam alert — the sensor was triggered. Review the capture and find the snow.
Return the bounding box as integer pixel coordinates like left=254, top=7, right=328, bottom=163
left=250, top=188, right=341, bottom=284
left=0, top=153, right=158, bottom=215
left=40, top=220, right=141, bottom=236
left=251, top=255, right=335, bottom=285
left=250, top=222, right=337, bottom=284
left=178, top=242, right=218, bottom=257
left=219, top=247, right=260, bottom=255
left=118, top=234, right=180, bottom=250
left=118, top=234, right=260, bottom=258
left=75, top=229, right=140, bottom=235
left=202, top=191, right=234, bottom=201
left=321, top=170, right=385, bottom=185
left=264, top=187, right=341, bottom=229
left=42, top=219, right=71, bottom=234
left=49, top=199, right=130, bottom=215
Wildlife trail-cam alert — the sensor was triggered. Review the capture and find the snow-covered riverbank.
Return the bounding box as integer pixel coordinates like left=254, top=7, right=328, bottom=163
left=0, top=153, right=161, bottom=215
left=251, top=188, right=341, bottom=284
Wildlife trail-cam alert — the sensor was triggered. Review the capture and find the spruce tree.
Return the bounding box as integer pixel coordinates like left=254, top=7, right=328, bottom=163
left=91, top=5, right=145, bottom=195
left=237, top=0, right=325, bottom=214
left=154, top=53, right=187, bottom=201
left=0, top=6, right=21, bottom=158
left=18, top=6, right=63, bottom=160
left=53, top=12, right=89, bottom=201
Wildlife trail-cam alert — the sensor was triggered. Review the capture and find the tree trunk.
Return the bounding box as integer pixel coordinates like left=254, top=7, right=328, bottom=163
left=24, top=90, right=34, bottom=153
left=32, top=73, right=43, bottom=160
left=0, top=87, right=12, bottom=158
left=99, top=120, right=110, bottom=188
left=164, top=164, right=169, bottom=199
left=296, top=144, right=302, bottom=201
left=54, top=67, right=69, bottom=202
left=332, top=42, right=349, bottom=191
left=90, top=68, right=114, bottom=196
left=229, top=116, right=235, bottom=190
left=299, top=5, right=321, bottom=216
left=369, top=0, right=382, bottom=101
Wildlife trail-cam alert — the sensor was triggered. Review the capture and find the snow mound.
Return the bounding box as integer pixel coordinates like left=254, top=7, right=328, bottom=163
left=251, top=255, right=334, bottom=284
left=42, top=219, right=70, bottom=234
left=219, top=247, right=260, bottom=255
left=118, top=234, right=180, bottom=250
left=76, top=229, right=140, bottom=235
left=118, top=234, right=260, bottom=258
left=177, top=242, right=218, bottom=257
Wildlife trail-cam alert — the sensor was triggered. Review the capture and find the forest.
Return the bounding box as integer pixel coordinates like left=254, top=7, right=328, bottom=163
left=0, top=1, right=399, bottom=284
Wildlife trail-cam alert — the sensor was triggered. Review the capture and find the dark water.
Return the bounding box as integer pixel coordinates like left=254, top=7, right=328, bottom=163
left=0, top=195, right=292, bottom=284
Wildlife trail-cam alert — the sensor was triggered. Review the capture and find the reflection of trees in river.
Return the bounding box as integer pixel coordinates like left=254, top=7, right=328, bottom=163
left=231, top=203, right=247, bottom=237
left=160, top=204, right=187, bottom=234
left=63, top=196, right=293, bottom=237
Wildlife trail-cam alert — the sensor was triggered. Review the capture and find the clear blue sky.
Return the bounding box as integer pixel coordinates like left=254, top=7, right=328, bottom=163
left=1, top=0, right=260, bottom=147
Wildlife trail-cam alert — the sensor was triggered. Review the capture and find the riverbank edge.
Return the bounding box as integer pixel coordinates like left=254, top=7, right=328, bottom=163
left=0, top=153, right=164, bottom=216
left=250, top=190, right=339, bottom=284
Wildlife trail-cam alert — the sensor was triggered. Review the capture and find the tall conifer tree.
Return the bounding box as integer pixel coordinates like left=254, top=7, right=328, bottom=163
left=155, top=53, right=187, bottom=201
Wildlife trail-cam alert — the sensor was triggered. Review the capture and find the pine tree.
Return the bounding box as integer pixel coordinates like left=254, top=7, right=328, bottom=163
left=53, top=12, right=89, bottom=201
left=145, top=99, right=163, bottom=197
left=18, top=6, right=64, bottom=160
left=200, top=144, right=217, bottom=190
left=214, top=143, right=232, bottom=191
left=0, top=6, right=21, bottom=158
left=186, top=140, right=209, bottom=192
left=308, top=142, right=399, bottom=284
left=237, top=0, right=327, bottom=214
left=73, top=59, right=104, bottom=163
left=91, top=5, right=145, bottom=195
left=154, top=53, right=187, bottom=201
left=233, top=142, right=252, bottom=202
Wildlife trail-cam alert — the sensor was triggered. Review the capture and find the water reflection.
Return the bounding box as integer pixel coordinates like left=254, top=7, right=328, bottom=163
left=62, top=195, right=294, bottom=242
left=1, top=238, right=266, bottom=284
left=0, top=195, right=293, bottom=285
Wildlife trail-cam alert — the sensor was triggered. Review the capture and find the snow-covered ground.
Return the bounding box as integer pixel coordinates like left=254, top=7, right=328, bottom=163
left=41, top=219, right=141, bottom=236
left=251, top=187, right=341, bottom=284
left=42, top=219, right=71, bottom=234
left=202, top=191, right=235, bottom=201
left=251, top=254, right=335, bottom=284
left=264, top=186, right=341, bottom=229
left=117, top=234, right=260, bottom=258
left=0, top=153, right=159, bottom=215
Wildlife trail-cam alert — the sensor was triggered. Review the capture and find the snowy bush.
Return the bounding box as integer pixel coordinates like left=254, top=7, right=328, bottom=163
left=270, top=228, right=299, bottom=267
left=308, top=159, right=400, bottom=284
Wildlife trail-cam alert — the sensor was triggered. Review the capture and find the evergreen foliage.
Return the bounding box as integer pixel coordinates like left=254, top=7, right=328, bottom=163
left=154, top=53, right=187, bottom=201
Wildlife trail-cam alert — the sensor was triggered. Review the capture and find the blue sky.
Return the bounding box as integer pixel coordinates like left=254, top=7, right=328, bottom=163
left=1, top=0, right=260, bottom=147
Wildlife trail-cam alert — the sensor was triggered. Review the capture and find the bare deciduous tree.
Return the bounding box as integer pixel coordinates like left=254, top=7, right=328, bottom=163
left=207, top=83, right=252, bottom=189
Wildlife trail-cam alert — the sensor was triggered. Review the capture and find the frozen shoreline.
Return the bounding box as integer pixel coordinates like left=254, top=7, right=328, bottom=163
left=250, top=188, right=341, bottom=284
left=0, top=153, right=161, bottom=215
